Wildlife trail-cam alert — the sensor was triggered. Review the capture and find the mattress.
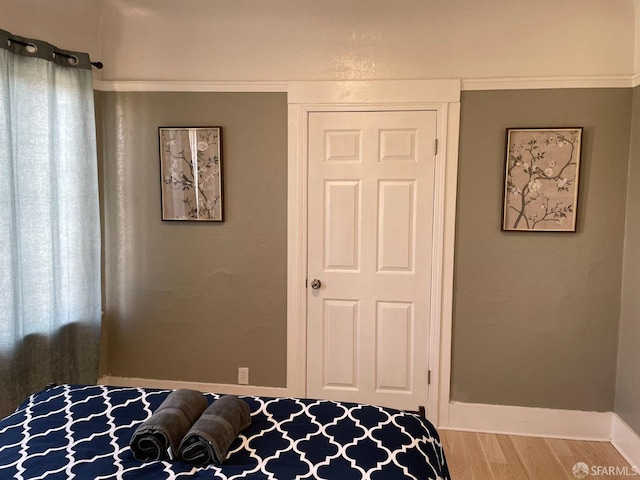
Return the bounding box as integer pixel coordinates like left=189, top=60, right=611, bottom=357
left=0, top=384, right=450, bottom=479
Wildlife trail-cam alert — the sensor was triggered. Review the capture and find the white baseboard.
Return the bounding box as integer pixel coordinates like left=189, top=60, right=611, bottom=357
left=611, top=414, right=640, bottom=467
left=444, top=401, right=612, bottom=441
left=98, top=375, right=289, bottom=398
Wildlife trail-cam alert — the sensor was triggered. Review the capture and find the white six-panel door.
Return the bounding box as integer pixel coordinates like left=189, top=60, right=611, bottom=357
left=306, top=110, right=437, bottom=412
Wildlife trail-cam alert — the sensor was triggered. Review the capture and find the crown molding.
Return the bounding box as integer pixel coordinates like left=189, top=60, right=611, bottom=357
left=93, top=76, right=637, bottom=93
left=93, top=79, right=288, bottom=92
left=462, top=75, right=633, bottom=91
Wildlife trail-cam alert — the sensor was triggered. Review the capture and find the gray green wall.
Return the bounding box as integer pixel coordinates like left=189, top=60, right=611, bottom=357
left=96, top=88, right=640, bottom=421
left=97, top=92, right=288, bottom=387
left=616, top=85, right=640, bottom=432
left=453, top=89, right=632, bottom=412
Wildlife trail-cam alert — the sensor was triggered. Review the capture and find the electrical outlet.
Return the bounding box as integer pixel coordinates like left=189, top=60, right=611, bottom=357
left=238, top=367, right=249, bottom=385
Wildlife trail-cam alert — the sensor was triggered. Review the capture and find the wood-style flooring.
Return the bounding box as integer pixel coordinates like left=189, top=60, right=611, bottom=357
left=440, top=430, right=634, bottom=479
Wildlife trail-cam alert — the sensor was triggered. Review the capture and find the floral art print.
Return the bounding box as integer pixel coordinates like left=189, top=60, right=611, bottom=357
left=159, top=127, right=223, bottom=221
left=503, top=128, right=582, bottom=231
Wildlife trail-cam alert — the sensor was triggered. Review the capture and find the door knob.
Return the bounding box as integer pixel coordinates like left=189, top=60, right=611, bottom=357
left=310, top=279, right=322, bottom=290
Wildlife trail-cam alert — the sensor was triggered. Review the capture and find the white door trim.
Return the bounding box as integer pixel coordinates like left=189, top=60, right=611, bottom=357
left=286, top=80, right=461, bottom=425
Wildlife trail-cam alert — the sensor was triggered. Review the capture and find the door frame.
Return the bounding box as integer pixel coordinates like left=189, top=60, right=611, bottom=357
left=286, top=80, right=461, bottom=426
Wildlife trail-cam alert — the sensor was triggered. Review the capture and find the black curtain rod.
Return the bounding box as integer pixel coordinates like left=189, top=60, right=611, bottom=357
left=8, top=37, right=103, bottom=70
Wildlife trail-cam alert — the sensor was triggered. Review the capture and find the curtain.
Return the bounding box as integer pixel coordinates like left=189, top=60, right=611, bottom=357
left=0, top=29, right=101, bottom=417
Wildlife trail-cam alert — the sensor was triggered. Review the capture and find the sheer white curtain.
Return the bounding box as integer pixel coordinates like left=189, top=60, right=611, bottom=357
left=0, top=30, right=101, bottom=416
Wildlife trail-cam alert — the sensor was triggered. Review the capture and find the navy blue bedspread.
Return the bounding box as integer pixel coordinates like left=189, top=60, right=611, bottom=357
left=0, top=384, right=450, bottom=479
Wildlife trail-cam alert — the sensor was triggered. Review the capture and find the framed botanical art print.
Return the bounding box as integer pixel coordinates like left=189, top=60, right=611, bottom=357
left=502, top=127, right=582, bottom=232
left=159, top=127, right=223, bottom=221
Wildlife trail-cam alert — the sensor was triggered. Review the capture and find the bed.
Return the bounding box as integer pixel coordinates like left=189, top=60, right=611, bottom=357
left=0, top=384, right=450, bottom=479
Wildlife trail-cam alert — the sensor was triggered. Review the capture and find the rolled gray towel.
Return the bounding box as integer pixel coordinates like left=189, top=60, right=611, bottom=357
left=178, top=395, right=251, bottom=465
left=130, top=389, right=208, bottom=462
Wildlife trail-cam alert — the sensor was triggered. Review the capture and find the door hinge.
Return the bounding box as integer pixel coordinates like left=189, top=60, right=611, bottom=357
left=427, top=370, right=432, bottom=385
left=434, top=139, right=439, bottom=156
left=305, top=279, right=308, bottom=288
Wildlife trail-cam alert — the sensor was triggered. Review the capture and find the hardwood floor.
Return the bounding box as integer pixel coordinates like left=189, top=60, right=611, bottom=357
left=440, top=430, right=633, bottom=479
